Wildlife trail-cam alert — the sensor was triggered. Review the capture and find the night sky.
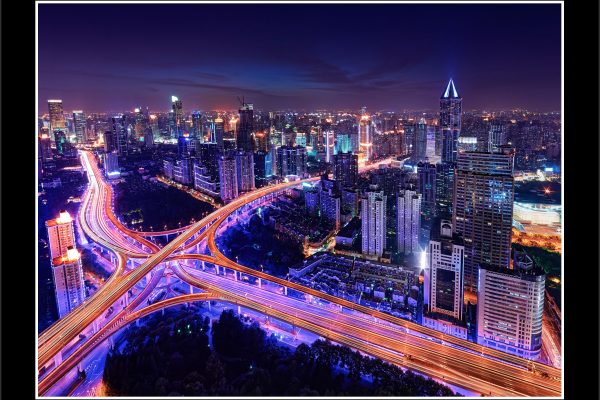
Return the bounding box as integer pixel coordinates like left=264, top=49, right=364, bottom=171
left=38, top=3, right=561, bottom=113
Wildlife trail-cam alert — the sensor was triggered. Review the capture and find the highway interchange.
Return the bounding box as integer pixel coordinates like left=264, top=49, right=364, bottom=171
left=37, top=151, right=562, bottom=397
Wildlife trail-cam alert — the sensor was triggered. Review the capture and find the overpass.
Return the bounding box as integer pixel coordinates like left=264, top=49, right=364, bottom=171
left=37, top=152, right=561, bottom=397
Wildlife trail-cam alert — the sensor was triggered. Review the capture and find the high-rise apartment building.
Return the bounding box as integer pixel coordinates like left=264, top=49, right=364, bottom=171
left=397, top=189, right=421, bottom=255
left=46, top=210, right=76, bottom=260
left=51, top=246, right=86, bottom=318
left=218, top=154, right=238, bottom=202
left=361, top=186, right=386, bottom=257
left=235, top=151, right=256, bottom=193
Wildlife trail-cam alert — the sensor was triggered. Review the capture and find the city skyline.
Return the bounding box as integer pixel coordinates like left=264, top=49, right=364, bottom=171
left=36, top=3, right=563, bottom=397
left=39, top=3, right=561, bottom=112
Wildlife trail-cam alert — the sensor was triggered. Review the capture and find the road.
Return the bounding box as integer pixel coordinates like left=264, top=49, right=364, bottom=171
left=38, top=151, right=562, bottom=397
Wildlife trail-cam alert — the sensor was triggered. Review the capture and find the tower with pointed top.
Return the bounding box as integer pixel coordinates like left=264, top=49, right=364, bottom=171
left=439, top=79, right=462, bottom=163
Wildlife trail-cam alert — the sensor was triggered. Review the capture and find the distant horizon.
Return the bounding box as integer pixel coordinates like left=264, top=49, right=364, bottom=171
left=37, top=98, right=561, bottom=117
left=39, top=3, right=561, bottom=112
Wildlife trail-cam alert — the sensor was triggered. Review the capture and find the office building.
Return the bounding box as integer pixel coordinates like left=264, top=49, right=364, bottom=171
left=104, top=152, right=120, bottom=179
left=440, top=79, right=462, bottom=163
left=191, top=111, right=202, bottom=140
left=453, top=148, right=515, bottom=292
left=48, top=99, right=66, bottom=132
left=476, top=251, right=545, bottom=359
left=358, top=114, right=372, bottom=162
left=253, top=151, right=271, bottom=188
left=488, top=122, right=507, bottom=152
left=412, top=117, right=428, bottom=163
left=425, top=220, right=464, bottom=320
left=235, top=151, right=255, bottom=193
left=324, top=130, right=335, bottom=162
left=435, top=162, right=455, bottom=219
left=336, top=133, right=352, bottom=154
left=104, top=130, right=116, bottom=153
left=111, top=116, right=128, bottom=156
left=397, top=189, right=421, bottom=255
left=172, top=157, right=194, bottom=186
left=458, top=136, right=478, bottom=153
left=333, top=151, right=358, bottom=187
left=218, top=154, right=238, bottom=202
left=214, top=116, right=225, bottom=150
left=72, top=110, right=86, bottom=143
left=171, top=96, right=183, bottom=138
left=417, top=162, right=437, bottom=219
left=193, top=163, right=219, bottom=197
left=276, top=146, right=307, bottom=177
left=237, top=102, right=254, bottom=152
left=361, top=186, right=386, bottom=257
left=39, top=131, right=53, bottom=162
left=320, top=188, right=341, bottom=230
left=304, top=186, right=320, bottom=215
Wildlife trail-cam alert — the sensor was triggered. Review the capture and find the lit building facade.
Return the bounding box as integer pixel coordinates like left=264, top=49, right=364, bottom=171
left=397, top=189, right=421, bottom=255
left=476, top=252, right=545, bottom=359
left=453, top=148, right=515, bottom=292
left=358, top=115, right=372, bottom=162
left=52, top=247, right=86, bottom=318
left=361, top=186, right=386, bottom=257
left=425, top=220, right=464, bottom=320
left=439, top=79, right=462, bottom=163
left=219, top=154, right=238, bottom=202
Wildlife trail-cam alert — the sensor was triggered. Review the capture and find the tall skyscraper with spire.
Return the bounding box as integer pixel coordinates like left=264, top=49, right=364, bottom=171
left=439, top=79, right=462, bottom=163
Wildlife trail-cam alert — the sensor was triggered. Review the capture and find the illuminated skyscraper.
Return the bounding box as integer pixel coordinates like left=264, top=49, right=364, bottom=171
left=397, top=189, right=421, bottom=255
left=358, top=114, right=372, bottom=162
left=324, top=130, right=335, bottom=162
left=72, top=110, right=86, bottom=143
left=133, top=107, right=147, bottom=141
left=237, top=101, right=254, bottom=152
left=39, top=130, right=53, bottom=163
left=440, top=79, right=462, bottom=163
left=333, top=151, right=358, bottom=187
left=218, top=154, right=238, bottom=202
left=51, top=246, right=86, bottom=318
left=111, top=116, right=128, bottom=156
left=171, top=96, right=183, bottom=138
left=425, top=220, right=464, bottom=320
left=46, top=211, right=85, bottom=318
left=45, top=210, right=76, bottom=260
left=453, top=147, right=515, bottom=292
left=412, top=117, right=428, bottom=163
left=48, top=99, right=66, bottom=132
left=488, top=122, right=507, bottom=152
left=214, top=116, right=225, bottom=150
left=435, top=162, right=455, bottom=219
left=192, top=111, right=202, bottom=140
left=361, top=186, right=386, bottom=257
left=235, top=150, right=255, bottom=193
left=276, top=146, right=306, bottom=177
left=103, top=152, right=120, bottom=179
